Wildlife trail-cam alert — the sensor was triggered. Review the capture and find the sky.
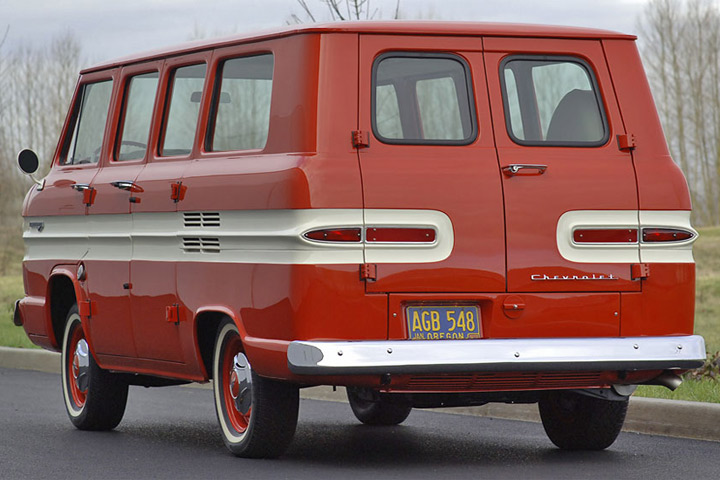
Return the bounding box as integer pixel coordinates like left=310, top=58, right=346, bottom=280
left=3, top=0, right=650, bottom=65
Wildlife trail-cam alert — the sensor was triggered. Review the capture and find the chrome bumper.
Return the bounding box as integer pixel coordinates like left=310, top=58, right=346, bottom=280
left=287, top=335, right=706, bottom=375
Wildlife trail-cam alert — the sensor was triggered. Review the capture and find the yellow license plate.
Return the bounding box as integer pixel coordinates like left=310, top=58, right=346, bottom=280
left=406, top=305, right=481, bottom=340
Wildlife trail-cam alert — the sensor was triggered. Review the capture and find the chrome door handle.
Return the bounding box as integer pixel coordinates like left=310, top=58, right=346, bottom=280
left=71, top=183, right=91, bottom=191
left=502, top=164, right=548, bottom=176
left=110, top=180, right=143, bottom=193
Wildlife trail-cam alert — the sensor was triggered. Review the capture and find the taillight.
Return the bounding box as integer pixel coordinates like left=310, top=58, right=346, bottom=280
left=366, top=227, right=436, bottom=243
left=642, top=228, right=695, bottom=243
left=303, top=228, right=362, bottom=242
left=573, top=229, right=638, bottom=243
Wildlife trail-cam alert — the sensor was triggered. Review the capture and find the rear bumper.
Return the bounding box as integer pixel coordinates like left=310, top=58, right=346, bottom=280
left=287, top=335, right=706, bottom=375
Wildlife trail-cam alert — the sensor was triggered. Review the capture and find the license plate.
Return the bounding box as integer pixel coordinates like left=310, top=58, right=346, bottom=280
left=406, top=305, right=481, bottom=340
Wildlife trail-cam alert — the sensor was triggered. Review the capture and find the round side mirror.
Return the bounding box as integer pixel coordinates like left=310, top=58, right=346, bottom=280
left=17, top=149, right=39, bottom=175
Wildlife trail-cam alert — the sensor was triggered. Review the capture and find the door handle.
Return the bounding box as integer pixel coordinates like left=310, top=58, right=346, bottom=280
left=110, top=180, right=144, bottom=193
left=72, top=184, right=96, bottom=206
left=502, top=164, right=548, bottom=176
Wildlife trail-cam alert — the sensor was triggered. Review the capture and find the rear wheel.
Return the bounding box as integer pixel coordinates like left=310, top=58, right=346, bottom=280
left=347, top=387, right=412, bottom=425
left=212, top=319, right=299, bottom=458
left=538, top=390, right=628, bottom=450
left=61, top=305, right=128, bottom=430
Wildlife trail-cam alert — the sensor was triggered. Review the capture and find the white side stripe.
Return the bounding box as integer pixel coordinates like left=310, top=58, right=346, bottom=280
left=556, top=210, right=696, bottom=264
left=556, top=210, right=640, bottom=264
left=24, top=209, right=454, bottom=265
left=639, top=210, right=697, bottom=263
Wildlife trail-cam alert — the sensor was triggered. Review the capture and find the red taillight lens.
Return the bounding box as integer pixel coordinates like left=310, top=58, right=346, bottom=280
left=573, top=229, right=638, bottom=243
left=366, top=227, right=436, bottom=243
left=304, top=228, right=362, bottom=242
left=642, top=228, right=695, bottom=243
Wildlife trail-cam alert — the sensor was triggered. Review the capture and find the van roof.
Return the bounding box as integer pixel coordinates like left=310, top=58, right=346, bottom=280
left=83, top=21, right=636, bottom=74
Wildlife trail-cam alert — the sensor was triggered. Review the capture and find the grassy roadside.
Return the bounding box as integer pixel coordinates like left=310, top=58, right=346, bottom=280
left=0, top=271, right=37, bottom=349
left=1, top=228, right=718, bottom=401
left=635, top=379, right=720, bottom=404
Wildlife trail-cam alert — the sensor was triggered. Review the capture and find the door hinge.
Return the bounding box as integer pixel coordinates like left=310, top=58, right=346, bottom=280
left=360, top=263, right=377, bottom=281
left=352, top=130, right=369, bottom=149
left=166, top=304, right=181, bottom=325
left=78, top=300, right=96, bottom=319
left=83, top=187, right=97, bottom=207
left=170, top=181, right=187, bottom=203
left=617, top=133, right=637, bottom=152
left=631, top=263, right=650, bottom=280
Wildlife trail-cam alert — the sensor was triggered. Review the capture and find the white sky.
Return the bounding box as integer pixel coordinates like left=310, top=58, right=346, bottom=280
left=3, top=0, right=650, bottom=65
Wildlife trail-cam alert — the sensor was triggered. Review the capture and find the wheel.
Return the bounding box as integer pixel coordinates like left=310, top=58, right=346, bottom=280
left=346, top=387, right=412, bottom=425
left=61, top=305, right=129, bottom=430
left=212, top=319, right=299, bottom=458
left=538, top=390, right=628, bottom=450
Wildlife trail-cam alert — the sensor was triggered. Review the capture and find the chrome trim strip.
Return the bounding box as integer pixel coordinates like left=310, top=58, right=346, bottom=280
left=287, top=335, right=706, bottom=375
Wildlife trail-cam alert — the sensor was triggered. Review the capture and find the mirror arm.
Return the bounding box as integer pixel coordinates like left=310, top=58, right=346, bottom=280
left=29, top=174, right=45, bottom=190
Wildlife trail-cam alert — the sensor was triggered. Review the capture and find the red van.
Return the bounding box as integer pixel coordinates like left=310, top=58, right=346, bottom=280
left=15, top=22, right=705, bottom=457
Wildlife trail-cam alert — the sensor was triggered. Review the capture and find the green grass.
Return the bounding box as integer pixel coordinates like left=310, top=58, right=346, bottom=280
left=635, top=380, right=720, bottom=404
left=0, top=273, right=38, bottom=348
left=693, top=226, right=720, bottom=353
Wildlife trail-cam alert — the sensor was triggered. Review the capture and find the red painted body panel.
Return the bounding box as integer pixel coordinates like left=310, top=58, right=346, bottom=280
left=601, top=39, right=693, bottom=211
left=484, top=37, right=640, bottom=293
left=17, top=24, right=697, bottom=391
left=388, top=293, right=620, bottom=340
left=620, top=263, right=695, bottom=337
left=359, top=36, right=506, bottom=293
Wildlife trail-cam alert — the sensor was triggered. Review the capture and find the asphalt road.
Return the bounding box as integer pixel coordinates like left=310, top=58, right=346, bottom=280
left=1, top=367, right=718, bottom=480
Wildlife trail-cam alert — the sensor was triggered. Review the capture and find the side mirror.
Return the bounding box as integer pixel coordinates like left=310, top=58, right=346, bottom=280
left=17, top=149, right=39, bottom=174
left=17, top=149, right=44, bottom=189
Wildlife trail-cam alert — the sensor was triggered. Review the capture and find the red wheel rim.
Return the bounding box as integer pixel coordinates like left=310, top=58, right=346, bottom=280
left=222, top=334, right=251, bottom=433
left=67, top=325, right=87, bottom=408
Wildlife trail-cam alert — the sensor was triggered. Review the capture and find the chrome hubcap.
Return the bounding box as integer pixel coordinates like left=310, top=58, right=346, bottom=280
left=229, top=353, right=252, bottom=415
left=72, top=339, right=90, bottom=392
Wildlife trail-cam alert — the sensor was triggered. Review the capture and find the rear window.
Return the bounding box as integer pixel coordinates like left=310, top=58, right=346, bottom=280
left=372, top=53, right=476, bottom=145
left=501, top=56, right=608, bottom=146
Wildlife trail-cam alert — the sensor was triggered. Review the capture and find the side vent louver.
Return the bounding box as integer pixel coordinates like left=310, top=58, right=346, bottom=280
left=183, top=212, right=220, bottom=228
left=182, top=237, right=220, bottom=254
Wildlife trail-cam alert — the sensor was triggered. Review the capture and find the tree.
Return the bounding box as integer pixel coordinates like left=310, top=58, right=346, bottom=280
left=289, top=0, right=401, bottom=23
left=0, top=31, right=82, bottom=273
left=638, top=0, right=720, bottom=226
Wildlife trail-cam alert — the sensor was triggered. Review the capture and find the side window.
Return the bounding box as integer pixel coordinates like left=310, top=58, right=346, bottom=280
left=116, top=72, right=159, bottom=161
left=208, top=54, right=274, bottom=152
left=501, top=57, right=608, bottom=146
left=62, top=80, right=113, bottom=165
left=160, top=64, right=207, bottom=157
left=372, top=53, right=476, bottom=145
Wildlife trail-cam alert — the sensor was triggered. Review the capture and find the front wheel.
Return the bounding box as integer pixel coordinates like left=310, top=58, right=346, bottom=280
left=538, top=390, right=628, bottom=450
left=212, top=320, right=299, bottom=458
left=347, top=387, right=412, bottom=425
left=61, top=306, right=128, bottom=430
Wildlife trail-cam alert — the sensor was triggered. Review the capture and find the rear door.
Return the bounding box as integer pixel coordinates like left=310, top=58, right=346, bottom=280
left=484, top=37, right=640, bottom=293
left=358, top=34, right=505, bottom=294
